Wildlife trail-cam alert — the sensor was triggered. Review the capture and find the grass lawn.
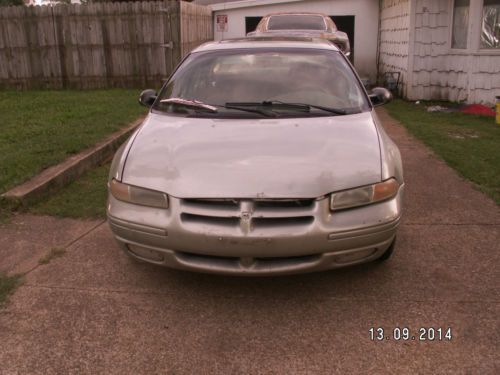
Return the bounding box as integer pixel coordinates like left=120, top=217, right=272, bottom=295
left=31, top=163, right=110, bottom=219
left=0, top=89, right=145, bottom=194
left=386, top=100, right=500, bottom=204
left=0, top=273, right=22, bottom=307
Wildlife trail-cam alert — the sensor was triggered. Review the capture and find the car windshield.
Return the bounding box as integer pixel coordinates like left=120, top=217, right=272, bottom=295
left=268, top=15, right=327, bottom=31
left=154, top=48, right=370, bottom=118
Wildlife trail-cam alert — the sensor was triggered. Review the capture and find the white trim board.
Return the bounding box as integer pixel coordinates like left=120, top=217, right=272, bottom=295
left=210, top=0, right=305, bottom=11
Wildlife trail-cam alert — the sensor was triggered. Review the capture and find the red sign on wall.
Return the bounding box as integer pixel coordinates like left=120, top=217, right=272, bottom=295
left=217, top=15, right=228, bottom=32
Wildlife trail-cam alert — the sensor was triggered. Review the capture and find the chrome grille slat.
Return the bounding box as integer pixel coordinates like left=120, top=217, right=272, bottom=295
left=181, top=213, right=239, bottom=227
left=181, top=205, right=240, bottom=218
left=252, top=216, right=314, bottom=228
left=254, top=199, right=314, bottom=209
left=180, top=198, right=316, bottom=230
left=252, top=207, right=315, bottom=218
left=181, top=198, right=240, bottom=218
left=183, top=198, right=239, bottom=208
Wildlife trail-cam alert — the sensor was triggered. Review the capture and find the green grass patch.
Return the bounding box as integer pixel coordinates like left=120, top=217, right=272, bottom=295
left=30, top=163, right=110, bottom=219
left=0, top=89, right=145, bottom=194
left=0, top=197, right=21, bottom=224
left=0, top=273, right=22, bottom=307
left=38, top=246, right=67, bottom=265
left=386, top=100, right=500, bottom=204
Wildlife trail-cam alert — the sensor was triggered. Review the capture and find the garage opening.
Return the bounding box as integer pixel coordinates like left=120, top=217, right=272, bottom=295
left=245, top=17, right=262, bottom=34
left=331, top=16, right=355, bottom=62
left=245, top=15, right=355, bottom=62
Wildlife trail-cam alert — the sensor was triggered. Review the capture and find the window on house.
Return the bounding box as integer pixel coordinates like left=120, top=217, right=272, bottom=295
left=451, top=0, right=470, bottom=49
left=481, top=0, right=500, bottom=48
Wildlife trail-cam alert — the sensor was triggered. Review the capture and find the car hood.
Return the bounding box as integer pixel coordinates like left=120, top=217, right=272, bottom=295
left=122, top=112, right=381, bottom=198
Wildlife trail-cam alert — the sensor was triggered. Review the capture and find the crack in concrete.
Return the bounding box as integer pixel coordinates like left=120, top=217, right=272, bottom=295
left=17, top=284, right=500, bottom=304
left=22, top=219, right=106, bottom=276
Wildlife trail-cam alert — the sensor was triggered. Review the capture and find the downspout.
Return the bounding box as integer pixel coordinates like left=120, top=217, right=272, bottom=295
left=376, top=0, right=383, bottom=86
left=407, top=0, right=417, bottom=99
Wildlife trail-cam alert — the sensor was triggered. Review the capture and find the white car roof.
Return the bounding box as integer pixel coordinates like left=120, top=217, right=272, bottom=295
left=192, top=37, right=340, bottom=53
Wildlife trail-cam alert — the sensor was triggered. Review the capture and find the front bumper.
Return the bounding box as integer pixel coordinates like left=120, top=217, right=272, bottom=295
left=107, top=185, right=404, bottom=276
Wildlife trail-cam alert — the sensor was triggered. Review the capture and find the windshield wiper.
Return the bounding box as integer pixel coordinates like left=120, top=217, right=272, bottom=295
left=224, top=103, right=278, bottom=118
left=227, top=101, right=347, bottom=115
left=159, top=99, right=346, bottom=117
left=263, top=101, right=347, bottom=115
left=160, top=98, right=218, bottom=113
left=160, top=98, right=276, bottom=117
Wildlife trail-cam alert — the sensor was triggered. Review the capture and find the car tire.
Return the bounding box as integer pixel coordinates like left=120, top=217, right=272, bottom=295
left=378, top=237, right=396, bottom=261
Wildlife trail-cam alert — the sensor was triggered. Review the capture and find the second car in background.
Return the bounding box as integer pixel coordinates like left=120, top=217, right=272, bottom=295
left=247, top=12, right=351, bottom=57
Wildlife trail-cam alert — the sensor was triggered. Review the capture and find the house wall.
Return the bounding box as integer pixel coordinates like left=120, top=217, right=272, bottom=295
left=378, top=0, right=411, bottom=96
left=409, top=0, right=500, bottom=104
left=212, top=0, right=380, bottom=82
left=410, top=0, right=467, bottom=101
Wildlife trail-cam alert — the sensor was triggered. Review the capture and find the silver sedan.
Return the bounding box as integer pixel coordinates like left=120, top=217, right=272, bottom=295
left=247, top=12, right=351, bottom=57
left=107, top=37, right=404, bottom=276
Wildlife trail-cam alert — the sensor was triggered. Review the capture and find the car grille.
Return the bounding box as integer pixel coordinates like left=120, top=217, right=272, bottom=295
left=180, top=198, right=315, bottom=231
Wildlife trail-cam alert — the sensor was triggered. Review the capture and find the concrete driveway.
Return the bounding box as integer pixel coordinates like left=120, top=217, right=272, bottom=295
left=0, top=108, right=499, bottom=374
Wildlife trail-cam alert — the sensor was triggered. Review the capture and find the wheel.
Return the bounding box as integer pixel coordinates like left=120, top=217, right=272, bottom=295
left=378, top=237, right=396, bottom=261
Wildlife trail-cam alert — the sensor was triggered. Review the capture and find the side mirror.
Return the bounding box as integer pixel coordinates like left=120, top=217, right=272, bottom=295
left=369, top=87, right=393, bottom=107
left=139, top=89, right=157, bottom=107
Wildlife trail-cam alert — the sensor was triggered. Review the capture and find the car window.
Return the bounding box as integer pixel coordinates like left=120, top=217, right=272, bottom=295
left=267, top=15, right=327, bottom=31
left=155, top=48, right=370, bottom=117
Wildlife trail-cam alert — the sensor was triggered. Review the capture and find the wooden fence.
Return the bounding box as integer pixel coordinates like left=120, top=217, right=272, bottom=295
left=180, top=1, right=212, bottom=58
left=0, top=1, right=213, bottom=89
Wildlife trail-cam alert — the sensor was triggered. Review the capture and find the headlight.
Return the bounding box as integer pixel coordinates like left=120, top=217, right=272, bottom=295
left=330, top=178, right=399, bottom=211
left=109, top=179, right=169, bottom=209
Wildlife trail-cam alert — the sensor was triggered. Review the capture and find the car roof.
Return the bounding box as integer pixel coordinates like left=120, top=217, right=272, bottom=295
left=192, top=37, right=340, bottom=53
left=265, top=12, right=330, bottom=18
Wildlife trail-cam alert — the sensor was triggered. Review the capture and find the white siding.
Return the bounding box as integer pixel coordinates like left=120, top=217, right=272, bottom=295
left=469, top=54, right=500, bottom=103
left=378, top=0, right=411, bottom=96
left=409, top=0, right=500, bottom=104
left=410, top=0, right=468, bottom=101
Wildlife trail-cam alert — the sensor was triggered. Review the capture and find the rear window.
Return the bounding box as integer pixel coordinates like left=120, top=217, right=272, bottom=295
left=267, top=15, right=327, bottom=31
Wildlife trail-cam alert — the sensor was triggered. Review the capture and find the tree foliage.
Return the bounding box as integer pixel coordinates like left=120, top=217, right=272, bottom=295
left=0, top=0, right=24, bottom=6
